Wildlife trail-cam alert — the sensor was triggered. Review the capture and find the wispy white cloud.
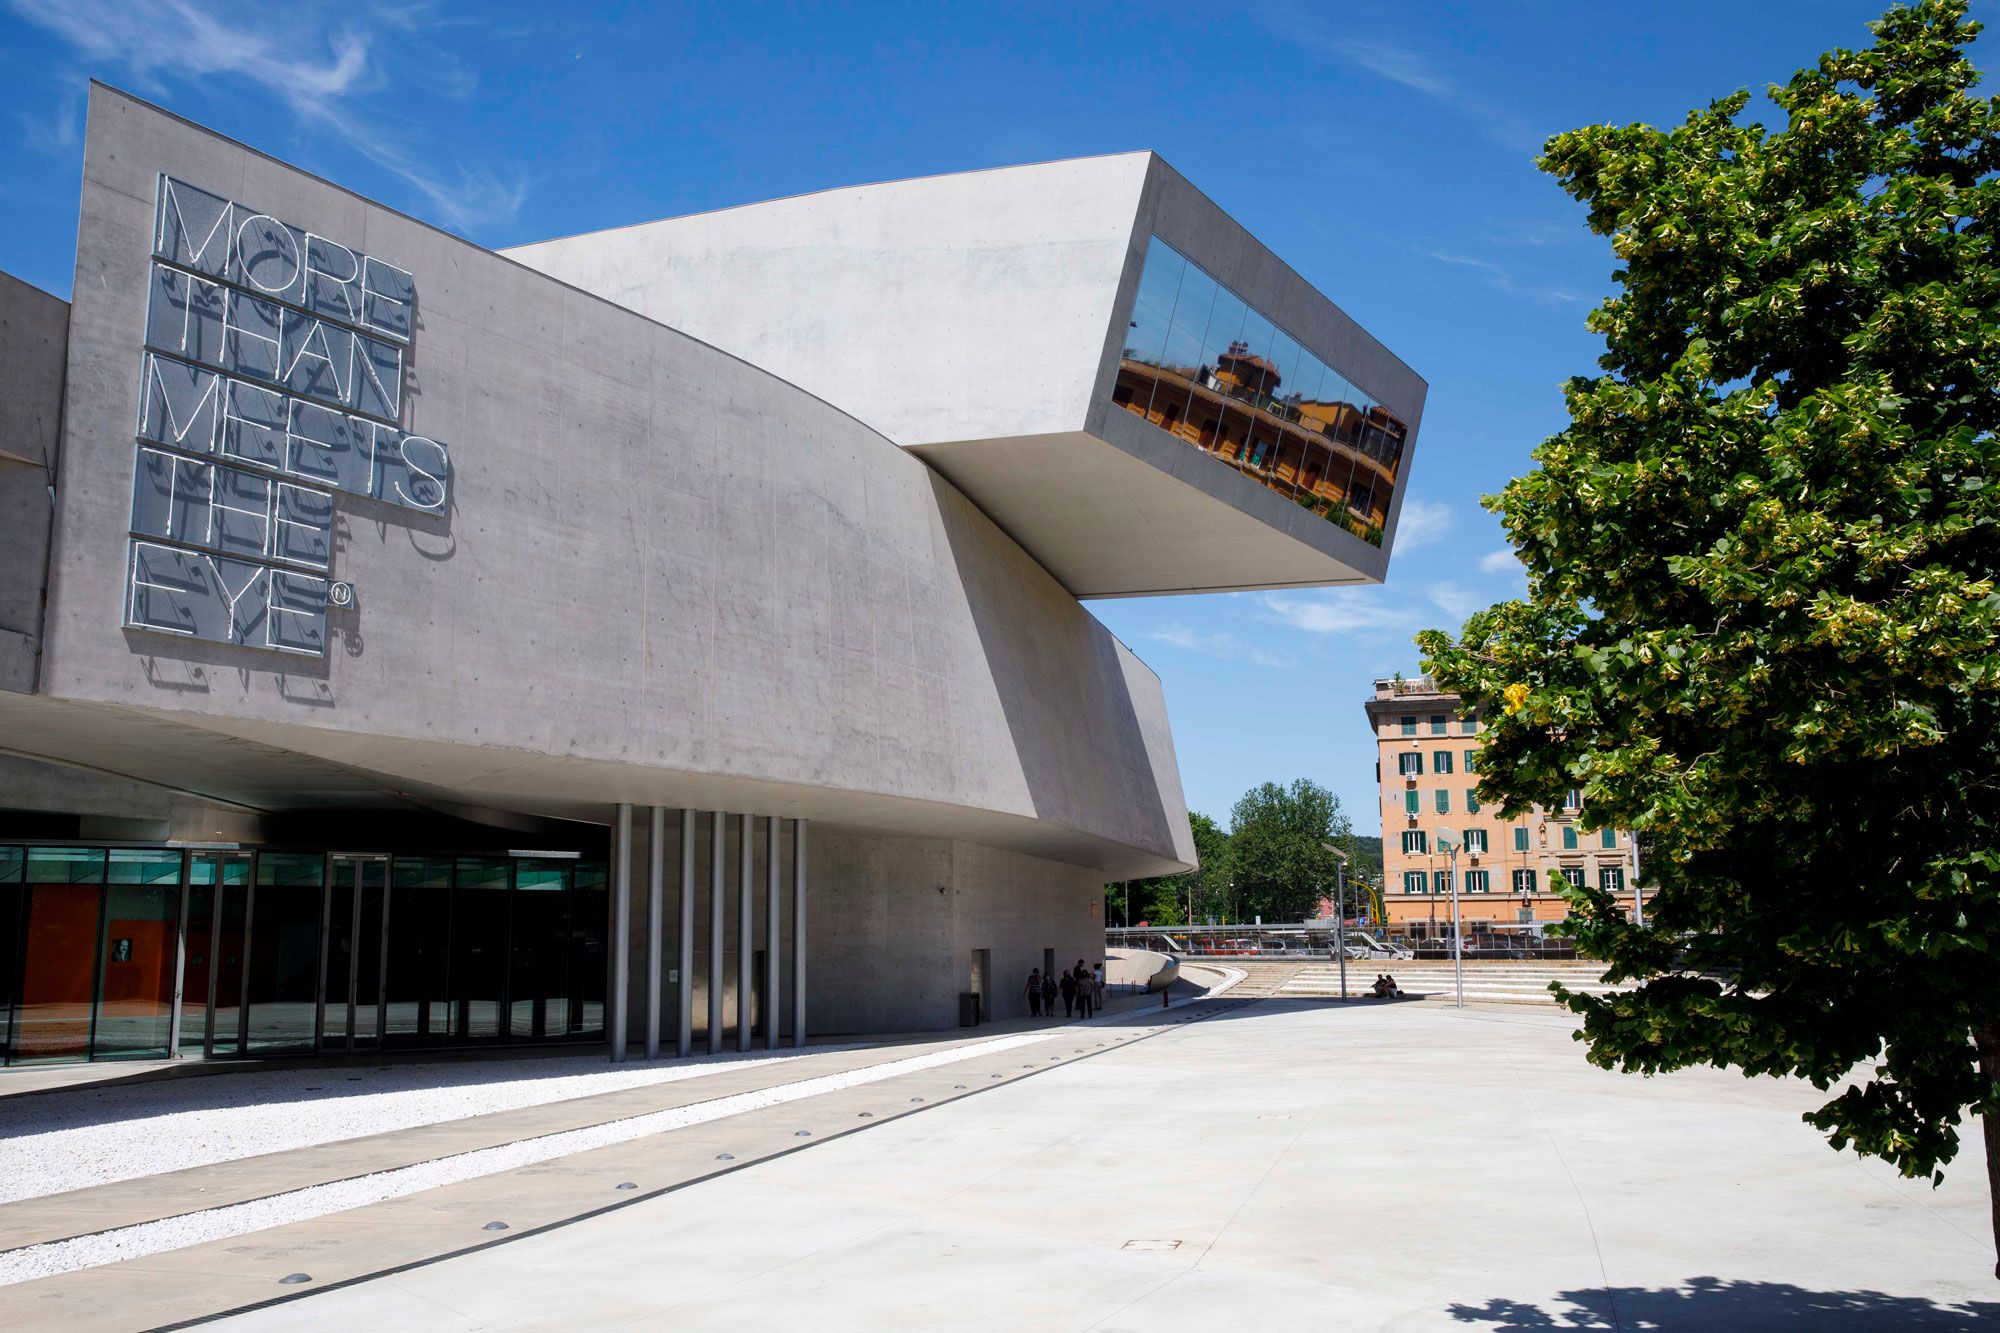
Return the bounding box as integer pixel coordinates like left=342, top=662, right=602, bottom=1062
left=1392, top=498, right=1454, bottom=553
left=1256, top=10, right=1542, bottom=153
left=1429, top=582, right=1485, bottom=622
left=1259, top=588, right=1424, bottom=638
left=15, top=90, right=81, bottom=156
left=7, top=0, right=526, bottom=232
left=1143, top=624, right=1297, bottom=670
left=1421, top=249, right=1590, bottom=307
left=1478, top=547, right=1520, bottom=575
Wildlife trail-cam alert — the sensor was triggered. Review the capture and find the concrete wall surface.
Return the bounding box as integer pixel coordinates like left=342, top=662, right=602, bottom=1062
left=805, top=830, right=1102, bottom=1033
left=32, top=87, right=1194, bottom=878
left=0, top=271, right=67, bottom=694
left=507, top=153, right=1424, bottom=597
left=507, top=154, right=1152, bottom=449
left=1105, top=947, right=1178, bottom=993
left=602, top=818, right=1099, bottom=1038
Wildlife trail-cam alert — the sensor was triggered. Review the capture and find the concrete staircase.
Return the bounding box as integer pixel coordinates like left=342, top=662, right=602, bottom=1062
left=1205, top=961, right=1308, bottom=998
left=1278, top=959, right=1614, bottom=1006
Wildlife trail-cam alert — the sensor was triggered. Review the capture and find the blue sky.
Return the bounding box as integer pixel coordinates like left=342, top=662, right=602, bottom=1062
left=0, top=0, right=1943, bottom=836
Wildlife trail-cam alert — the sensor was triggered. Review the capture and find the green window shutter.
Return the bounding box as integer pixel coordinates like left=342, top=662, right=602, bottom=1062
left=1433, top=751, right=1453, bottom=775
left=1464, top=749, right=1477, bottom=773
left=1405, top=789, right=1419, bottom=815
left=1562, top=825, right=1578, bottom=850
left=1400, top=715, right=1417, bottom=735
left=1514, top=827, right=1529, bottom=851
left=1601, top=828, right=1617, bottom=849
left=1404, top=871, right=1427, bottom=894
left=1466, top=790, right=1481, bottom=814
left=1434, top=789, right=1449, bottom=814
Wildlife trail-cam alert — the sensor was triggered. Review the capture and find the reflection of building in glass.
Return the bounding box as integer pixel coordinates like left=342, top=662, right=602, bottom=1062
left=1113, top=238, right=1407, bottom=545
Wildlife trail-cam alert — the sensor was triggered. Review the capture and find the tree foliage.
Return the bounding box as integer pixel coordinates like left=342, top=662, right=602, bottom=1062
left=1228, top=779, right=1353, bottom=923
left=1416, top=0, right=2000, bottom=1272
left=1120, top=811, right=1232, bottom=925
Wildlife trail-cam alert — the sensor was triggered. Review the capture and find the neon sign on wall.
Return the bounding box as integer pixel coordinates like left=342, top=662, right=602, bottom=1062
left=125, top=176, right=451, bottom=656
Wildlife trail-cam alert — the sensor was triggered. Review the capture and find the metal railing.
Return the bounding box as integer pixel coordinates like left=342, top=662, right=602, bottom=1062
left=1105, top=922, right=1585, bottom=961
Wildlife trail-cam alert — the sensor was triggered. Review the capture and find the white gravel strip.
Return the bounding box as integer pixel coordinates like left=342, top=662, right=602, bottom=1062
left=0, top=1028, right=1067, bottom=1287
left=0, top=1042, right=882, bottom=1205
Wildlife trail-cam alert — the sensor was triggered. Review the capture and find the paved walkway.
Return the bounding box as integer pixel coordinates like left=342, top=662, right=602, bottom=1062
left=1, top=987, right=1992, bottom=1329
left=217, top=1001, right=1995, bottom=1331
left=0, top=988, right=1243, bottom=1329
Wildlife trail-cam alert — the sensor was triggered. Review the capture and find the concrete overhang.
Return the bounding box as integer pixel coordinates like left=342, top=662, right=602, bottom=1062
left=0, top=692, right=1196, bottom=879
left=505, top=152, right=1426, bottom=598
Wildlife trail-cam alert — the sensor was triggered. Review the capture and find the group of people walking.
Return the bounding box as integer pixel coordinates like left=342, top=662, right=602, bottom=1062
left=1023, top=960, right=1103, bottom=1020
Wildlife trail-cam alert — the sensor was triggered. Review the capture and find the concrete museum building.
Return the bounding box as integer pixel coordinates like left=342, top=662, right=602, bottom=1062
left=0, top=88, right=1424, bottom=1067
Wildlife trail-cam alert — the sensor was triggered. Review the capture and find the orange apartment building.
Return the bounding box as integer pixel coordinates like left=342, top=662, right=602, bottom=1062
left=1365, top=676, right=1639, bottom=933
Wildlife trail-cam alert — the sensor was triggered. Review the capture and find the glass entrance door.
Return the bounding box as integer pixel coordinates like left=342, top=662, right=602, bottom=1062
left=322, top=855, right=389, bottom=1050
left=183, top=852, right=249, bottom=1059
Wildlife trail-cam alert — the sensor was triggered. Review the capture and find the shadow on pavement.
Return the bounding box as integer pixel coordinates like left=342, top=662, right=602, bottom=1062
left=1448, top=1277, right=2000, bottom=1330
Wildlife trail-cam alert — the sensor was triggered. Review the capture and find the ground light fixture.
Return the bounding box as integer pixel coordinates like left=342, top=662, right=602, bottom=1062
left=1434, top=828, right=1466, bottom=1008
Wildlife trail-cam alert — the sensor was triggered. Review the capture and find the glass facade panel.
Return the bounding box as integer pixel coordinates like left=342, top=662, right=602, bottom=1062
left=14, top=848, right=106, bottom=1063
left=571, top=862, right=608, bottom=1039
left=209, top=859, right=251, bottom=1056
left=387, top=856, right=452, bottom=1046
left=246, top=852, right=323, bottom=1053
left=510, top=861, right=573, bottom=1040
left=1121, top=243, right=1184, bottom=421
left=1111, top=236, right=1409, bottom=544
left=453, top=857, right=510, bottom=1042
left=0, top=848, right=20, bottom=1063
left=0, top=843, right=611, bottom=1066
left=94, top=850, right=182, bottom=1059
left=182, top=853, right=248, bottom=1057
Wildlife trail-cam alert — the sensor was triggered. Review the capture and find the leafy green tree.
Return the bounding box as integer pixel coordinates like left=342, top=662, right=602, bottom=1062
left=1416, top=1, right=2000, bottom=1275
left=1228, top=779, right=1352, bottom=923
left=1115, top=812, right=1230, bottom=925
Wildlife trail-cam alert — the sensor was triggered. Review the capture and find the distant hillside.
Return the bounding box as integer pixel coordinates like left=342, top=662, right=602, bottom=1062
left=1350, top=834, right=1383, bottom=883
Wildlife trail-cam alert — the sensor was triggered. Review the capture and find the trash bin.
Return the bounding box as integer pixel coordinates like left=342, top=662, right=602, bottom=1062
left=958, top=992, right=981, bottom=1027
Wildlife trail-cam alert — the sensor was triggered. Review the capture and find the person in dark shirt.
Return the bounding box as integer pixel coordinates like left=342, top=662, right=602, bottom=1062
left=1058, top=966, right=1077, bottom=1017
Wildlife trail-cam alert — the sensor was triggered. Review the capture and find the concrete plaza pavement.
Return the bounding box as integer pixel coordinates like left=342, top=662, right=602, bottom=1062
left=215, top=999, right=1997, bottom=1331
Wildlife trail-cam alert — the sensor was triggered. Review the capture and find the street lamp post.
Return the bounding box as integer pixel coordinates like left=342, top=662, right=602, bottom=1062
left=1323, top=841, right=1350, bottom=1000
left=1436, top=827, right=1464, bottom=1008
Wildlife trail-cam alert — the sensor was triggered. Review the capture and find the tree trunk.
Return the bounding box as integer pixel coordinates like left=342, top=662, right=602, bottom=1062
left=1976, top=1025, right=2000, bottom=1280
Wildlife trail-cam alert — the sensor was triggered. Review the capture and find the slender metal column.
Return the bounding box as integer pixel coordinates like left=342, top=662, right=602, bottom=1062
left=610, top=803, right=632, bottom=1063
left=645, top=806, right=665, bottom=1060
left=708, top=810, right=725, bottom=1054
left=738, top=814, right=753, bottom=1052
left=167, top=852, right=190, bottom=1057
left=677, top=809, right=695, bottom=1058
left=765, top=816, right=780, bottom=1050
left=792, top=819, right=807, bottom=1047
